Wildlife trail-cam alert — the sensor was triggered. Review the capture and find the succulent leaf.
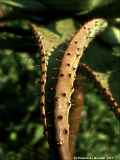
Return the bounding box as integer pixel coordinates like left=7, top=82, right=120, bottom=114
left=78, top=64, right=120, bottom=120
left=54, top=18, right=108, bottom=160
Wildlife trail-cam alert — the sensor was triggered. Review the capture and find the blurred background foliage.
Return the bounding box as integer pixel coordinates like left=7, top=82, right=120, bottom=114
left=0, top=0, right=120, bottom=160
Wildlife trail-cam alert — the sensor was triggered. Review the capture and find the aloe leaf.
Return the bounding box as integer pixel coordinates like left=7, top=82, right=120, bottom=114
left=30, top=18, right=77, bottom=159
left=53, top=18, right=107, bottom=160
left=78, top=63, right=120, bottom=119
left=69, top=86, right=84, bottom=157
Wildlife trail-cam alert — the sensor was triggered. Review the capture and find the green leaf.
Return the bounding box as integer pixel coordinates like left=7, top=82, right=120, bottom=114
left=0, top=0, right=46, bottom=11
left=40, top=0, right=118, bottom=14
left=31, top=124, right=44, bottom=144
left=100, top=26, right=120, bottom=45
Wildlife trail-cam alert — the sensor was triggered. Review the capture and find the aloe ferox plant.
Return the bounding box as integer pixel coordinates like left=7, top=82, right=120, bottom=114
left=0, top=0, right=120, bottom=160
